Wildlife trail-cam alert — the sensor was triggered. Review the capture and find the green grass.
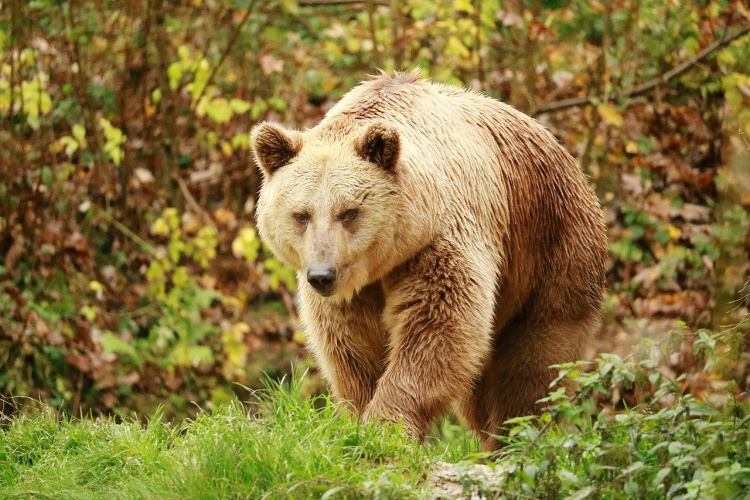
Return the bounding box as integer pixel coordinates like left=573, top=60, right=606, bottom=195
left=2, top=330, right=750, bottom=499
left=0, top=378, right=477, bottom=500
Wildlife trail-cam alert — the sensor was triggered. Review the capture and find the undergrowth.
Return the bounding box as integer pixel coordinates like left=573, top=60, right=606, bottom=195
left=1, top=327, right=748, bottom=499
left=487, top=334, right=750, bottom=499
left=0, top=377, right=474, bottom=500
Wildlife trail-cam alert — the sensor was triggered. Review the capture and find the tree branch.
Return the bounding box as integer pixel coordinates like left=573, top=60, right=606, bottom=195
left=534, top=24, right=750, bottom=116
left=175, top=175, right=218, bottom=232
left=299, top=0, right=388, bottom=6
left=190, top=2, right=257, bottom=111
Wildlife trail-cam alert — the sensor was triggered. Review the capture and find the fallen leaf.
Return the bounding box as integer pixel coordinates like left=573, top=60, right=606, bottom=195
left=598, top=103, right=624, bottom=127
left=260, top=54, right=284, bottom=75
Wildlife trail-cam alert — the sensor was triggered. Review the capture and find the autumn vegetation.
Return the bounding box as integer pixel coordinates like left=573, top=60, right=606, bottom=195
left=1, top=0, right=749, bottom=497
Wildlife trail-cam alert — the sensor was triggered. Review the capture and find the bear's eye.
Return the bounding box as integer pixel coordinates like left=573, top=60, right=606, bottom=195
left=293, top=212, right=311, bottom=225
left=339, top=209, right=359, bottom=223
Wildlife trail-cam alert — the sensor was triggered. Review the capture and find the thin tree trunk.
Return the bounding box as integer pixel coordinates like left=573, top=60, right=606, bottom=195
left=367, top=0, right=381, bottom=68
left=473, top=0, right=484, bottom=89
left=391, top=0, right=403, bottom=69
left=152, top=0, right=181, bottom=207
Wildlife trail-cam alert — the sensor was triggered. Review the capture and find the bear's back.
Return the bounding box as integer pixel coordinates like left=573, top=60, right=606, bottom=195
left=321, top=73, right=607, bottom=321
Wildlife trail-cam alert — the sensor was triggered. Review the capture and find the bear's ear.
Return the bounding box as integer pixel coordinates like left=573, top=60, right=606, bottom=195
left=356, top=122, right=400, bottom=171
left=251, top=122, right=303, bottom=176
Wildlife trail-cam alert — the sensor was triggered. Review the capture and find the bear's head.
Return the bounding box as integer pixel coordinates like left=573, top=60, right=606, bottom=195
left=252, top=120, right=401, bottom=301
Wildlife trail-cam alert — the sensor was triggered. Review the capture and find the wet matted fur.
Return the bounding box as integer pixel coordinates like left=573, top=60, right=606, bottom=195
left=252, top=72, right=607, bottom=450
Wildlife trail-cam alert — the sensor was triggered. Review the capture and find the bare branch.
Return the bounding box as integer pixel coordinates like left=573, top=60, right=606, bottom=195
left=175, top=176, right=218, bottom=233
left=190, top=2, right=257, bottom=111
left=534, top=24, right=750, bottom=116
left=299, top=0, right=388, bottom=5
left=366, top=0, right=381, bottom=68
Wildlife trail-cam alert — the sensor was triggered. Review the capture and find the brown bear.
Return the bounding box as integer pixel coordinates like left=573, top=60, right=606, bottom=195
left=251, top=71, right=607, bottom=451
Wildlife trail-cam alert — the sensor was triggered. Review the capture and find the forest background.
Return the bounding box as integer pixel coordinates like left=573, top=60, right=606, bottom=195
left=1, top=0, right=749, bottom=422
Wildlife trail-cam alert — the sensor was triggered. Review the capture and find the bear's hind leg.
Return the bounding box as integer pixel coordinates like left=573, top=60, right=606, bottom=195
left=459, top=316, right=597, bottom=451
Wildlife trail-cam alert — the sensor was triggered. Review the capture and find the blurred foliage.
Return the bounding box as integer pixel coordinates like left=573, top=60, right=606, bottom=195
left=0, top=0, right=749, bottom=418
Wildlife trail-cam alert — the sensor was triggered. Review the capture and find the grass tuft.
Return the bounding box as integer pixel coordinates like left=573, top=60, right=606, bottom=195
left=0, top=377, right=477, bottom=499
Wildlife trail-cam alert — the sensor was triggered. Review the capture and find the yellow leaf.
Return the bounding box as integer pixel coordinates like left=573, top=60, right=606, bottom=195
left=293, top=330, right=305, bottom=344
left=59, top=136, right=79, bottom=156
left=322, top=76, right=337, bottom=92
left=172, top=267, right=189, bottom=288
left=444, top=36, right=470, bottom=59
left=39, top=91, right=52, bottom=115
left=625, top=141, right=638, bottom=154
left=178, top=45, right=191, bottom=65
left=598, top=103, right=623, bottom=127
left=224, top=341, right=246, bottom=366
left=144, top=97, right=156, bottom=118
left=229, top=98, right=251, bottom=114
left=667, top=224, right=682, bottom=241
left=231, top=133, right=250, bottom=150
left=72, top=124, right=87, bottom=148
left=345, top=37, right=361, bottom=53
left=151, top=218, right=169, bottom=236
left=453, top=0, right=474, bottom=14
left=278, top=0, right=299, bottom=14
left=718, top=49, right=737, bottom=67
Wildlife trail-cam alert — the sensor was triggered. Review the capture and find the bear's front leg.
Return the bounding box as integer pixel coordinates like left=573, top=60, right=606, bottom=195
left=299, top=281, right=389, bottom=412
left=363, top=239, right=498, bottom=438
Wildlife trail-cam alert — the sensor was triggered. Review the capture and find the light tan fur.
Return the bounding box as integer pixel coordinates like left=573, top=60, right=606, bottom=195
left=252, top=72, right=607, bottom=450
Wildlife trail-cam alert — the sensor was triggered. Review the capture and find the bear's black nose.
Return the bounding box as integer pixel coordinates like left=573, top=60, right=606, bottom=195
left=307, top=265, right=337, bottom=296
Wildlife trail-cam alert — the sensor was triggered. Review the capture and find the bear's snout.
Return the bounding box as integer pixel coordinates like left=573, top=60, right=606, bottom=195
left=307, top=265, right=337, bottom=296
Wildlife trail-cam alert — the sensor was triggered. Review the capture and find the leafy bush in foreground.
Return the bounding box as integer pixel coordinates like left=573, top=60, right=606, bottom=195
left=464, top=327, right=750, bottom=499
left=494, top=370, right=749, bottom=497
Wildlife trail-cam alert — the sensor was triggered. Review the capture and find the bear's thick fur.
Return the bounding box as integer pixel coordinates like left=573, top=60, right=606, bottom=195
left=252, top=72, right=607, bottom=450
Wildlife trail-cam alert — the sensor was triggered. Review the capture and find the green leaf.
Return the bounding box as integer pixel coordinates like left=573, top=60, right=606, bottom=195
left=229, top=98, right=251, bottom=114
left=320, top=487, right=344, bottom=500
left=59, top=136, right=79, bottom=156
left=205, top=98, right=233, bottom=124
left=172, top=267, right=189, bottom=288
left=251, top=99, right=268, bottom=120
left=146, top=260, right=165, bottom=281
left=186, top=346, right=213, bottom=367
left=453, top=0, right=474, bottom=14
left=81, top=305, right=98, bottom=321
left=167, top=62, right=183, bottom=90
left=278, top=0, right=299, bottom=14
left=39, top=90, right=52, bottom=114
left=108, top=147, right=124, bottom=166
left=72, top=124, right=86, bottom=144
left=567, top=486, right=594, bottom=500
left=268, top=96, right=286, bottom=112
left=177, top=44, right=190, bottom=62
left=231, top=133, right=250, bottom=150
left=653, top=467, right=671, bottom=487
left=100, top=331, right=138, bottom=359
left=444, top=36, right=470, bottom=58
